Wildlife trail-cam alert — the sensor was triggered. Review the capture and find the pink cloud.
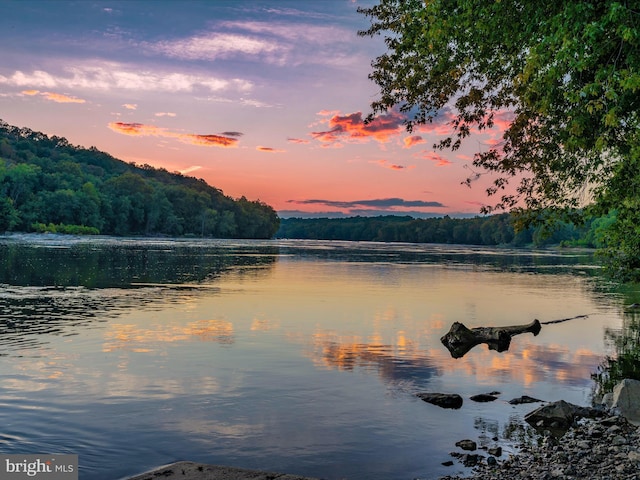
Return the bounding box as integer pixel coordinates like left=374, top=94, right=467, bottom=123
left=287, top=137, right=310, bottom=144
left=316, top=109, right=340, bottom=116
left=311, top=110, right=405, bottom=145
left=417, top=151, right=453, bottom=166
left=108, top=122, right=239, bottom=148
left=123, top=103, right=137, bottom=110
left=374, top=159, right=413, bottom=171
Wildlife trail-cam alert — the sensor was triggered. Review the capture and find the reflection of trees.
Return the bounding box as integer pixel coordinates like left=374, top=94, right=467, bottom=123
left=0, top=240, right=278, bottom=288
left=0, top=239, right=277, bottom=354
left=592, top=309, right=640, bottom=396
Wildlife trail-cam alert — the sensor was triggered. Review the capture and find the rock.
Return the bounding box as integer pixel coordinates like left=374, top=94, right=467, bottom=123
left=487, top=446, right=502, bottom=457
left=509, top=395, right=543, bottom=405
left=441, top=460, right=454, bottom=467
left=455, top=439, right=477, bottom=451
left=599, top=415, right=624, bottom=426
left=612, top=435, right=627, bottom=446
left=524, top=400, right=579, bottom=430
left=611, top=379, right=640, bottom=425
left=487, top=456, right=497, bottom=466
left=470, top=393, right=498, bottom=402
left=415, top=392, right=463, bottom=409
left=461, top=454, right=481, bottom=467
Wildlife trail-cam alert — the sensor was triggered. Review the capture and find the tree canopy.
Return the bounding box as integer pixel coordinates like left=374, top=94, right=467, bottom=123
left=0, top=120, right=280, bottom=238
left=358, top=0, right=640, bottom=280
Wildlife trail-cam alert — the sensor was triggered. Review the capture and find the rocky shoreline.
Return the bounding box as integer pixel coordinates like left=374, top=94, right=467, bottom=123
left=439, top=412, right=640, bottom=480
left=436, top=380, right=640, bottom=480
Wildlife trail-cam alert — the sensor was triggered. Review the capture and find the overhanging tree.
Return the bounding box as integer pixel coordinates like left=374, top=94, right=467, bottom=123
left=358, top=0, right=640, bottom=280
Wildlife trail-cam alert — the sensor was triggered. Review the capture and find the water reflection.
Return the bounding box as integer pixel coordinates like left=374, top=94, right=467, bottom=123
left=307, top=334, right=438, bottom=385
left=0, top=236, right=276, bottom=356
left=592, top=302, right=640, bottom=397
left=103, top=319, right=235, bottom=353
left=0, top=236, right=629, bottom=480
left=0, top=236, right=278, bottom=287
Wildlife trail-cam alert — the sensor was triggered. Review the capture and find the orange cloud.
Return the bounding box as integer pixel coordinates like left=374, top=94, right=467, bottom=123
left=108, top=122, right=239, bottom=148
left=311, top=110, right=405, bottom=145
left=416, top=151, right=452, bottom=166
left=22, top=89, right=86, bottom=103
left=256, top=146, right=285, bottom=153
left=108, top=122, right=164, bottom=136
left=42, top=92, right=85, bottom=103
left=403, top=135, right=425, bottom=148
left=183, top=134, right=238, bottom=147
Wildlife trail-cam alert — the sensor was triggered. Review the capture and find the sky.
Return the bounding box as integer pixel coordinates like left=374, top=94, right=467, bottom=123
left=0, top=0, right=510, bottom=218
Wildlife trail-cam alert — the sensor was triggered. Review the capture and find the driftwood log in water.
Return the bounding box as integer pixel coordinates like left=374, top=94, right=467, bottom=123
left=440, top=319, right=541, bottom=358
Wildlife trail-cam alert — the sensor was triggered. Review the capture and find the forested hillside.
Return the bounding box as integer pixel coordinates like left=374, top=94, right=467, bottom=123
left=0, top=120, right=279, bottom=238
left=277, top=213, right=614, bottom=248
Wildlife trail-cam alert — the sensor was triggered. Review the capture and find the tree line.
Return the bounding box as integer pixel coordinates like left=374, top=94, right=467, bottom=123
left=358, top=1, right=639, bottom=281
left=276, top=213, right=615, bottom=248
left=0, top=120, right=280, bottom=238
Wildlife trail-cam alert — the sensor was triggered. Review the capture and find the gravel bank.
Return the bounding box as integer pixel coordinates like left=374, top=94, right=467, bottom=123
left=439, top=414, right=640, bottom=480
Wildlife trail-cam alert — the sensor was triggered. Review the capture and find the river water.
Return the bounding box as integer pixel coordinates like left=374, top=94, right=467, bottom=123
left=0, top=235, right=631, bottom=479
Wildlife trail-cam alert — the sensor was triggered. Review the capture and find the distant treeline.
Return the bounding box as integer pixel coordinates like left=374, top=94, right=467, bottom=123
left=276, top=213, right=615, bottom=248
left=0, top=120, right=280, bottom=238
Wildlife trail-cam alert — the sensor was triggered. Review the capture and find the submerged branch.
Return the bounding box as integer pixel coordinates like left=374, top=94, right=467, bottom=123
left=441, top=320, right=541, bottom=359
left=441, top=314, right=591, bottom=358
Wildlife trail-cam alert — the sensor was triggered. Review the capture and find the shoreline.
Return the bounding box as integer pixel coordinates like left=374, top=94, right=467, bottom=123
left=438, top=413, right=640, bottom=480
left=123, top=461, right=321, bottom=480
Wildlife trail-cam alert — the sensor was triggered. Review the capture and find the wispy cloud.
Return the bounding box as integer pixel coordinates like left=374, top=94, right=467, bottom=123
left=373, top=160, right=414, bottom=171
left=108, top=122, right=239, bottom=148
left=145, top=19, right=360, bottom=68
left=21, top=89, right=86, bottom=103
left=150, top=32, right=282, bottom=61
left=1, top=64, right=253, bottom=94
left=123, top=103, right=137, bottom=110
left=256, top=146, right=285, bottom=153
left=415, top=151, right=453, bottom=166
left=288, top=198, right=445, bottom=209
left=155, top=112, right=176, bottom=117
left=311, top=110, right=405, bottom=145
left=287, top=137, right=310, bottom=144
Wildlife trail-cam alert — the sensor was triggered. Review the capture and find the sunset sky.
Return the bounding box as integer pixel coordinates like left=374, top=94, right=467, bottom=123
left=0, top=0, right=511, bottom=218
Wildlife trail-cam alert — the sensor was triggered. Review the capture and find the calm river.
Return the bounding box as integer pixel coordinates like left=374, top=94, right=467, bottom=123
left=0, top=235, right=633, bottom=479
